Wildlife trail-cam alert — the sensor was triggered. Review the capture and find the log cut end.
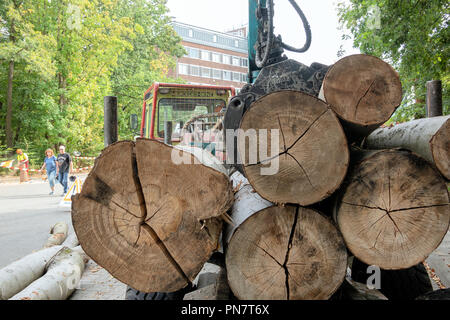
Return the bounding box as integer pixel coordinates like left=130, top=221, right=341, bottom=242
left=337, top=149, right=450, bottom=269
left=72, top=139, right=234, bottom=293
left=226, top=206, right=348, bottom=300
left=239, top=90, right=349, bottom=206
left=430, top=118, right=450, bottom=180
left=322, top=54, right=402, bottom=127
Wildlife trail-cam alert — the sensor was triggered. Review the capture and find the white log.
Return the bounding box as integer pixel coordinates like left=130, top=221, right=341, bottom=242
left=44, top=222, right=69, bottom=248
left=61, top=233, right=79, bottom=248
left=364, top=115, right=450, bottom=179
left=223, top=171, right=273, bottom=244
left=174, top=145, right=231, bottom=176
left=10, top=247, right=86, bottom=300
left=0, top=246, right=63, bottom=300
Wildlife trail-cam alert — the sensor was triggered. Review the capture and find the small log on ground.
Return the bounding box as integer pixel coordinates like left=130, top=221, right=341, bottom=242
left=43, top=222, right=69, bottom=248
left=0, top=246, right=63, bottom=300
left=72, top=139, right=234, bottom=293
left=334, top=149, right=450, bottom=270
left=61, top=232, right=79, bottom=248
left=319, top=54, right=402, bottom=139
left=10, top=247, right=86, bottom=300
left=226, top=205, right=347, bottom=300
left=238, top=90, right=349, bottom=206
left=364, top=115, right=450, bottom=180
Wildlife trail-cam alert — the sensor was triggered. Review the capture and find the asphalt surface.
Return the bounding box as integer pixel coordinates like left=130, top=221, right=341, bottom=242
left=0, top=177, right=74, bottom=268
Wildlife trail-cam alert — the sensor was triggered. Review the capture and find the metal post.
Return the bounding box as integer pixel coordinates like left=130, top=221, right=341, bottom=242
left=104, top=96, right=118, bottom=147
left=426, top=80, right=443, bottom=118
left=164, top=121, right=172, bottom=145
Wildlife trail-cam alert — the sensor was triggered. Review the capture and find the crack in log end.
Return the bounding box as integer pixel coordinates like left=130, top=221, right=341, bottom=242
left=353, top=79, right=377, bottom=120
left=283, top=207, right=300, bottom=300
left=278, top=116, right=287, bottom=153
left=84, top=173, right=114, bottom=206
left=286, top=152, right=315, bottom=190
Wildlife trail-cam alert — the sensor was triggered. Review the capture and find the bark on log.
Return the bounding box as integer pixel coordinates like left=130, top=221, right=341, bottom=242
left=319, top=54, right=402, bottom=139
left=10, top=247, right=86, bottom=300
left=43, top=222, right=69, bottom=248
left=226, top=203, right=347, bottom=300
left=340, top=277, right=388, bottom=300
left=72, top=139, right=234, bottom=293
left=61, top=232, right=79, bottom=248
left=238, top=90, right=349, bottom=206
left=0, top=246, right=63, bottom=300
left=364, top=115, right=450, bottom=180
left=334, top=149, right=450, bottom=270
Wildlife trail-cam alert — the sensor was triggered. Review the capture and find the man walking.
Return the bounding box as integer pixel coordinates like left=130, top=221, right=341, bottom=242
left=56, top=145, right=73, bottom=195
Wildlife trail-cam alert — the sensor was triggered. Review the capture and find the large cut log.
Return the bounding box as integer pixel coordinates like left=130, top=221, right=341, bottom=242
left=43, top=222, right=69, bottom=248
left=319, top=54, right=402, bottom=139
left=225, top=174, right=347, bottom=300
left=334, top=149, right=450, bottom=270
left=10, top=247, right=87, bottom=300
left=364, top=115, right=450, bottom=180
left=238, top=90, right=349, bottom=206
left=72, top=139, right=234, bottom=293
left=0, top=246, right=63, bottom=300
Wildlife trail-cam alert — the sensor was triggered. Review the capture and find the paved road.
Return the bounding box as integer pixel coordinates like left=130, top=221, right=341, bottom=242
left=0, top=178, right=74, bottom=268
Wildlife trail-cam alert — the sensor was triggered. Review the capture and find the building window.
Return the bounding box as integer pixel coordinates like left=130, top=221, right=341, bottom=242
left=188, top=29, right=193, bottom=37
left=233, top=72, right=240, bottom=82
left=232, top=56, right=240, bottom=66
left=223, top=70, right=232, bottom=81
left=212, top=53, right=221, bottom=63
left=223, top=54, right=231, bottom=65
left=179, top=64, right=189, bottom=75
left=190, top=65, right=200, bottom=76
left=201, top=67, right=211, bottom=78
left=213, top=35, right=217, bottom=43
left=241, top=73, right=248, bottom=82
left=212, top=69, right=222, bottom=79
left=234, top=40, right=239, bottom=47
left=186, top=47, right=200, bottom=59
left=201, top=50, right=210, bottom=61
left=241, top=58, right=248, bottom=67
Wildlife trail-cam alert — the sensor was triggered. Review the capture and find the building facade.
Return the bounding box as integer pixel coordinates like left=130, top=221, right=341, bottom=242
left=170, top=22, right=249, bottom=91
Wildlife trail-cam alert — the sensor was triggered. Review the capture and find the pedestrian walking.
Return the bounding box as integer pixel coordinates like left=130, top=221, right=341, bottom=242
left=56, top=145, right=73, bottom=195
left=40, top=149, right=57, bottom=195
left=16, top=149, right=30, bottom=183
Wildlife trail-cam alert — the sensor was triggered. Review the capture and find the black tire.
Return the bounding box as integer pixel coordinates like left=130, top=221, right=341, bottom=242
left=351, top=257, right=433, bottom=300
left=416, top=288, right=450, bottom=300
left=125, top=284, right=193, bottom=300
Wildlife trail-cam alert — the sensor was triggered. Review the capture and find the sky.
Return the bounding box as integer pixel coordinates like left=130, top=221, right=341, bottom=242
left=166, top=0, right=360, bottom=66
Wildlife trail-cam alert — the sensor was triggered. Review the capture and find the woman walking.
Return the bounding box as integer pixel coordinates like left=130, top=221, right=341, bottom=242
left=40, top=149, right=58, bottom=195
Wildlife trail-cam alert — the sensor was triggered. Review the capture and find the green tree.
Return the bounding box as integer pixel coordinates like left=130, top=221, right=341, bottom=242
left=337, top=0, right=449, bottom=122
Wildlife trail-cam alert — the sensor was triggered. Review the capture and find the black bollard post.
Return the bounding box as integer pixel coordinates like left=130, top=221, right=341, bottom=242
left=104, top=96, right=118, bottom=147
left=426, top=80, right=443, bottom=118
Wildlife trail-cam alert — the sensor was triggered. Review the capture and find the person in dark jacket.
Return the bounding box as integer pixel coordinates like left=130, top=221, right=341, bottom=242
left=56, top=145, right=73, bottom=195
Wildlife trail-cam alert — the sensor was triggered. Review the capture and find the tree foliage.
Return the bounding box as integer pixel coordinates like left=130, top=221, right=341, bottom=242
left=337, top=0, right=449, bottom=122
left=0, top=0, right=184, bottom=166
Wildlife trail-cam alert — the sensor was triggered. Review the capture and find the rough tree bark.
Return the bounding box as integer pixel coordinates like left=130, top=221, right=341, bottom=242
left=334, top=149, right=450, bottom=270
left=364, top=115, right=449, bottom=180
left=238, top=90, right=349, bottom=206
left=72, top=139, right=234, bottom=293
left=319, top=54, right=403, bottom=140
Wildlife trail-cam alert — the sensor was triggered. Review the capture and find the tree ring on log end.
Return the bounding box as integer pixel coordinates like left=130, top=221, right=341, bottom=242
left=322, top=54, right=402, bottom=126
left=238, top=90, right=349, bottom=206
left=226, top=206, right=348, bottom=300
left=430, top=118, right=450, bottom=180
left=336, top=149, right=450, bottom=269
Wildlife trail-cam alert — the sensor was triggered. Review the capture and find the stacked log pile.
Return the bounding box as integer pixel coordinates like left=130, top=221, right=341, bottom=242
left=71, top=54, right=449, bottom=300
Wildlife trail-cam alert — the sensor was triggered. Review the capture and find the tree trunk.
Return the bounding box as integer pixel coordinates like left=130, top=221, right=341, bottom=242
left=364, top=115, right=450, bottom=180
left=72, top=139, right=234, bottom=293
left=6, top=59, right=14, bottom=148
left=10, top=247, right=87, bottom=300
left=238, top=90, right=349, bottom=206
left=334, top=149, right=450, bottom=270
left=61, top=233, right=79, bottom=248
left=0, top=246, right=63, bottom=300
left=43, top=222, right=69, bottom=248
left=319, top=54, right=403, bottom=140
left=226, top=203, right=347, bottom=300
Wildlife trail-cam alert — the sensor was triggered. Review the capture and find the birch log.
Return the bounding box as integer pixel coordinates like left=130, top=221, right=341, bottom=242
left=72, top=139, right=234, bottom=293
left=238, top=90, right=349, bottom=206
left=10, top=247, right=86, bottom=300
left=334, top=149, right=450, bottom=269
left=319, top=54, right=402, bottom=139
left=364, top=115, right=450, bottom=180
left=43, top=222, right=69, bottom=248
left=0, top=246, right=63, bottom=300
